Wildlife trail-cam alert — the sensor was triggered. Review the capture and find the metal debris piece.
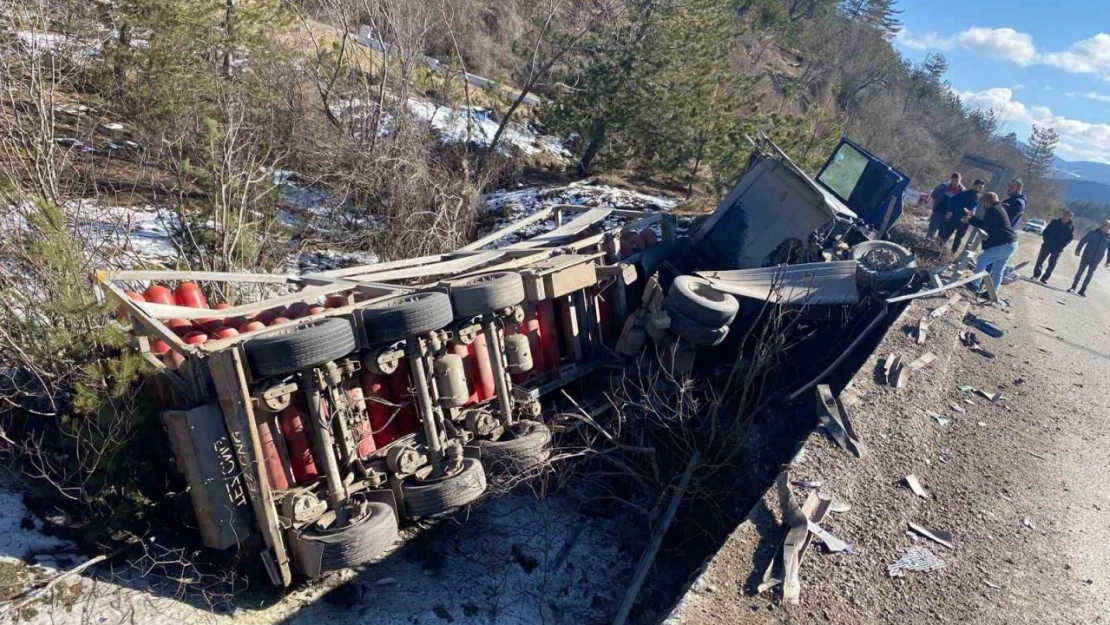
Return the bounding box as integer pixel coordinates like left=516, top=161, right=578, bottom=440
left=960, top=331, right=996, bottom=358
left=777, top=474, right=809, bottom=605
left=807, top=521, right=855, bottom=554
left=916, top=317, right=930, bottom=345
left=793, top=480, right=823, bottom=489
left=949, top=402, right=965, bottom=414
left=1023, top=516, right=1035, bottom=530
left=926, top=410, right=948, bottom=427
left=815, top=385, right=865, bottom=459
left=908, top=352, right=937, bottom=370
left=828, top=499, right=852, bottom=514
left=891, top=364, right=908, bottom=389
left=929, top=294, right=963, bottom=319
left=907, top=522, right=954, bottom=549
left=888, top=546, right=945, bottom=578
left=884, top=354, right=902, bottom=385
left=958, top=385, right=974, bottom=393
left=905, top=475, right=929, bottom=498
left=976, top=389, right=1004, bottom=403
left=1028, top=451, right=1048, bottom=460
left=698, top=261, right=859, bottom=305
left=983, top=579, right=1002, bottom=589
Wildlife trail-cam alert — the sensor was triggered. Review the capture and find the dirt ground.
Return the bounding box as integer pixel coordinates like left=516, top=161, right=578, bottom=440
left=670, top=231, right=1110, bottom=624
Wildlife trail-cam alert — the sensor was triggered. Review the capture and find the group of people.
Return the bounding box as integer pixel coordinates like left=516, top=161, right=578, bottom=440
left=926, top=172, right=1110, bottom=297
left=927, top=172, right=1026, bottom=294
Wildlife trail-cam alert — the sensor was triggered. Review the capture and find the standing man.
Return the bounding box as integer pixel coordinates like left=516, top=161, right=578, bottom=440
left=927, top=173, right=964, bottom=238
left=941, top=178, right=985, bottom=253
left=1068, top=220, right=1110, bottom=297
left=1001, top=179, right=1027, bottom=227
left=1032, top=210, right=1075, bottom=283
left=962, top=192, right=1018, bottom=295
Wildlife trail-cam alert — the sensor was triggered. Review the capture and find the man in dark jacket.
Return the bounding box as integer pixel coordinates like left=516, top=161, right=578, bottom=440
left=1001, top=179, right=1027, bottom=227
left=1068, top=220, right=1110, bottom=297
left=962, top=192, right=1018, bottom=294
left=940, top=178, right=986, bottom=252
left=927, top=173, right=964, bottom=238
left=1033, top=210, right=1075, bottom=283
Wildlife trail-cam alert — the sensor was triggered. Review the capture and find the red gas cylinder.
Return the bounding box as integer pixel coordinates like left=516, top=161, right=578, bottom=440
left=278, top=404, right=319, bottom=485
left=211, top=326, right=239, bottom=340
left=268, top=317, right=291, bottom=327
left=150, top=338, right=170, bottom=356
left=143, top=284, right=174, bottom=306
left=182, top=331, right=208, bottom=345
left=256, top=411, right=292, bottom=491
left=387, top=361, right=421, bottom=435
left=469, top=331, right=497, bottom=401
left=239, top=320, right=266, bottom=333
left=520, top=305, right=548, bottom=375
left=116, top=291, right=145, bottom=320
left=641, top=228, right=659, bottom=248
left=163, top=349, right=186, bottom=370
left=306, top=305, right=325, bottom=316
left=165, top=318, right=193, bottom=336
left=360, top=371, right=400, bottom=447
left=324, top=295, right=347, bottom=309
left=536, top=300, right=562, bottom=370
left=448, top=342, right=480, bottom=405
left=343, top=380, right=376, bottom=459
left=285, top=302, right=309, bottom=319
left=173, top=282, right=209, bottom=309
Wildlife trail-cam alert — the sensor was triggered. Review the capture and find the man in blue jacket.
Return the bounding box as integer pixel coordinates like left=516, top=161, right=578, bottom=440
left=940, top=178, right=985, bottom=253
left=1001, top=179, right=1027, bottom=227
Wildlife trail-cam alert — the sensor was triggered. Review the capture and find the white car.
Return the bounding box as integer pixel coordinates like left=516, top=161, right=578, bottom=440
left=1022, top=218, right=1047, bottom=234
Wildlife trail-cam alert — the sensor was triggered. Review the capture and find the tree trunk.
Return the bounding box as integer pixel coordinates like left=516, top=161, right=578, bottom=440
left=579, top=118, right=607, bottom=176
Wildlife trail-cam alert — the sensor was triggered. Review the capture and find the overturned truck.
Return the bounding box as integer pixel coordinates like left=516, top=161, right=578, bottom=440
left=96, top=137, right=916, bottom=586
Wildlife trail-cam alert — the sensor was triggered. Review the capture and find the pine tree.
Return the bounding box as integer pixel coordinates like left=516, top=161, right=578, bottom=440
left=840, top=0, right=902, bottom=37
left=1024, top=125, right=1060, bottom=179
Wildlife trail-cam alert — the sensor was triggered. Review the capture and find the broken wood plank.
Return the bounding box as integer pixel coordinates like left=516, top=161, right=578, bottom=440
left=917, top=317, right=930, bottom=344
left=905, top=474, right=929, bottom=498
left=886, top=271, right=990, bottom=304
left=815, top=385, right=865, bottom=458
left=908, top=352, right=937, bottom=370
left=908, top=521, right=954, bottom=549
left=929, top=294, right=963, bottom=318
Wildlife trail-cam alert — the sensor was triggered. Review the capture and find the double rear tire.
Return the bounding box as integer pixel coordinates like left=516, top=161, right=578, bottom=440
left=289, top=501, right=399, bottom=577
left=477, top=420, right=552, bottom=474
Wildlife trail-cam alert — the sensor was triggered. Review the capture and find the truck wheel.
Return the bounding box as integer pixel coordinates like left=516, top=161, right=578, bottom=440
left=852, top=241, right=917, bottom=292
left=449, top=272, right=525, bottom=317
left=290, top=501, right=398, bottom=576
left=400, top=458, right=487, bottom=519
left=244, top=317, right=357, bottom=378
left=666, top=306, right=729, bottom=347
left=362, top=291, right=454, bottom=344
left=477, top=420, right=552, bottom=474
left=667, top=276, right=739, bottom=327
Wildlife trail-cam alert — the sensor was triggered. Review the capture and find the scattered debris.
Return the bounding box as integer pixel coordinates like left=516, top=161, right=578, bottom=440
left=908, top=352, right=937, bottom=370
left=976, top=389, right=1004, bottom=403
left=958, top=385, right=975, bottom=393
left=884, top=354, right=902, bottom=385
left=793, top=480, right=823, bottom=490
left=960, top=331, right=996, bottom=358
left=827, top=499, right=852, bottom=514
left=815, top=385, right=866, bottom=459
left=907, top=522, right=954, bottom=549
left=949, top=402, right=965, bottom=414
left=926, top=410, right=949, bottom=427
left=905, top=475, right=929, bottom=498
left=888, top=546, right=945, bottom=577
left=1022, top=516, right=1035, bottom=530
left=916, top=316, right=931, bottom=344
left=978, top=421, right=987, bottom=426
left=777, top=473, right=811, bottom=605
left=807, top=521, right=855, bottom=554
left=983, top=579, right=1002, bottom=589
left=929, top=294, right=963, bottom=319
left=1028, top=451, right=1048, bottom=461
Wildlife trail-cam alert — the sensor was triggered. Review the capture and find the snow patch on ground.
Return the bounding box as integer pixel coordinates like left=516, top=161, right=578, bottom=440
left=407, top=100, right=570, bottom=161
left=0, top=484, right=73, bottom=567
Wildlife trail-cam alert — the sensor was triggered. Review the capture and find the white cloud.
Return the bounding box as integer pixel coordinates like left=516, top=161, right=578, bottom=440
left=1042, top=33, right=1110, bottom=80
left=895, top=26, right=1039, bottom=66
left=954, top=27, right=1038, bottom=66
left=1012, top=84, right=1025, bottom=91
left=895, top=28, right=954, bottom=52
left=959, top=87, right=1110, bottom=164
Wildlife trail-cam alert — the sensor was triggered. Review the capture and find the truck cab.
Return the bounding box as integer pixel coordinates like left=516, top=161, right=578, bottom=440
left=692, top=137, right=909, bottom=270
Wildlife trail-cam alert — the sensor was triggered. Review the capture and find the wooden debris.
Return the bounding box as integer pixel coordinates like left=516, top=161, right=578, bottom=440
left=807, top=521, right=854, bottom=553
left=929, top=294, right=963, bottom=319
left=949, top=402, right=965, bottom=414
left=916, top=316, right=931, bottom=344
left=908, top=352, right=937, bottom=370
left=905, top=474, right=929, bottom=498
left=983, top=579, right=1002, bottom=589
left=1028, top=451, right=1048, bottom=460
left=883, top=354, right=902, bottom=384
left=907, top=521, right=954, bottom=549
left=815, top=385, right=866, bottom=459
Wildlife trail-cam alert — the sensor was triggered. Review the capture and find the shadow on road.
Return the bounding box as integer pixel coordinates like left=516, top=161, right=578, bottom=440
left=1033, top=328, right=1110, bottom=361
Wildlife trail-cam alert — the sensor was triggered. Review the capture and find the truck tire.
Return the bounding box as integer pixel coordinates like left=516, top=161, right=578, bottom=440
left=290, top=502, right=398, bottom=576
left=852, top=241, right=917, bottom=292
left=363, top=291, right=454, bottom=344
left=666, top=306, right=730, bottom=347
left=244, top=317, right=357, bottom=378
left=667, top=276, right=739, bottom=327
left=449, top=272, right=525, bottom=317
left=477, top=420, right=552, bottom=474
left=401, top=458, right=487, bottom=519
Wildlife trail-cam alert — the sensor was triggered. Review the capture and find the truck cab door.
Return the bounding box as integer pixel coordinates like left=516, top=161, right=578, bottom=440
left=816, top=139, right=908, bottom=232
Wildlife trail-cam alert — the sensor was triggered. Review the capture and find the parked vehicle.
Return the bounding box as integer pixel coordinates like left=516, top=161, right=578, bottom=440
left=1023, top=218, right=1048, bottom=234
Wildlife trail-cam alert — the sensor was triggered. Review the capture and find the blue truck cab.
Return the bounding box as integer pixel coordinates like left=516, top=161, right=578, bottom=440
left=691, top=137, right=910, bottom=270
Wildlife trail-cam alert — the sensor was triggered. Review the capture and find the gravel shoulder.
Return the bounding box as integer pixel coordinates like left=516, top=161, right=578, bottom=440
left=671, top=232, right=1110, bottom=624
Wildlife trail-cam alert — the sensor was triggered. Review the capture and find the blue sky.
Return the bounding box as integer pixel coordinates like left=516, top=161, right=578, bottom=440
left=893, top=0, right=1110, bottom=163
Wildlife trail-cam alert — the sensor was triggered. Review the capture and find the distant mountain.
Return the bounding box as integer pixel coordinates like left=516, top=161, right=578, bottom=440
left=1052, top=156, right=1110, bottom=186
left=1061, top=179, right=1110, bottom=204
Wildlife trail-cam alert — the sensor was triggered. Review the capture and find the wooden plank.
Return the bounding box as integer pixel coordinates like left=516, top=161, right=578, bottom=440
left=344, top=252, right=503, bottom=282
left=309, top=253, right=449, bottom=278
left=554, top=203, right=653, bottom=219
left=102, top=270, right=295, bottom=284
left=457, top=207, right=553, bottom=251
left=557, top=296, right=583, bottom=362
left=209, top=349, right=292, bottom=586
left=507, top=208, right=614, bottom=249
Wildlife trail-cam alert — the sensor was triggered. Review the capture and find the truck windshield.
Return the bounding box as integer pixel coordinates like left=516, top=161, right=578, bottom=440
left=817, top=143, right=870, bottom=202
